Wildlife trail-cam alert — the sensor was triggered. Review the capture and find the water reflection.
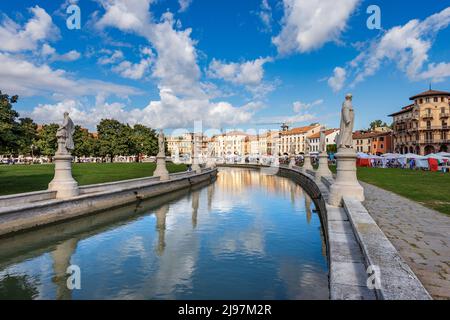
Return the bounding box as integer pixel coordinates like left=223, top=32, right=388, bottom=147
left=0, top=167, right=328, bottom=299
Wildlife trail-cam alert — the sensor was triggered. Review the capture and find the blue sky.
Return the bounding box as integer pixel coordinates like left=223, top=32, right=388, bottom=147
left=0, top=0, right=449, bottom=133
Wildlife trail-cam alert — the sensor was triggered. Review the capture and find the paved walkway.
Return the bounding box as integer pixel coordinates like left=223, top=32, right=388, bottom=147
left=361, top=182, right=450, bottom=300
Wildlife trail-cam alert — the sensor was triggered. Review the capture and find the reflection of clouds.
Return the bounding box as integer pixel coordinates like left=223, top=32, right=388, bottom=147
left=277, top=259, right=329, bottom=300
left=213, top=227, right=266, bottom=256
left=0, top=167, right=328, bottom=299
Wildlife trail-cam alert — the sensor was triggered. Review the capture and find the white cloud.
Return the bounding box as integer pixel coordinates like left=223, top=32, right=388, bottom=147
left=90, top=1, right=264, bottom=128
left=29, top=89, right=258, bottom=130
left=258, top=0, right=273, bottom=32
left=417, top=62, right=450, bottom=82
left=178, top=0, right=193, bottom=13
left=0, top=53, right=140, bottom=98
left=0, top=5, right=59, bottom=52
left=95, top=0, right=154, bottom=32
left=146, top=12, right=202, bottom=97
left=272, top=0, right=359, bottom=54
left=207, top=57, right=272, bottom=86
left=97, top=49, right=124, bottom=65
left=327, top=67, right=346, bottom=92
left=335, top=7, right=450, bottom=88
left=112, top=57, right=152, bottom=79
left=292, top=99, right=323, bottom=113
left=41, top=44, right=81, bottom=62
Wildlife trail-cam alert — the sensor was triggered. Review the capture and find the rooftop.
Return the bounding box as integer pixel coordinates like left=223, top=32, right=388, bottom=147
left=280, top=124, right=320, bottom=136
left=308, top=129, right=339, bottom=139
left=388, top=104, right=415, bottom=117
left=409, top=89, right=450, bottom=100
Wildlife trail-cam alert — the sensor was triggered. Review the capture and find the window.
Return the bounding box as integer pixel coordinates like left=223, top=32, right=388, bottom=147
left=381, top=144, right=384, bottom=149
left=426, top=98, right=430, bottom=102
left=434, top=97, right=438, bottom=102
left=379, top=137, right=384, bottom=142
left=442, top=97, right=446, bottom=102
left=419, top=99, right=423, bottom=104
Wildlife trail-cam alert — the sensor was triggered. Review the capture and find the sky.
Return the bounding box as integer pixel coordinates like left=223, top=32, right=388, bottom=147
left=0, top=0, right=449, bottom=134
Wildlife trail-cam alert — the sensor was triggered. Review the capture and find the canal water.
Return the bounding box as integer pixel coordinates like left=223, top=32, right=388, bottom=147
left=0, top=168, right=329, bottom=299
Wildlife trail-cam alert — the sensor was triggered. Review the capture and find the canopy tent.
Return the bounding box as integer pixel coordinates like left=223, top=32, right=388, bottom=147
left=435, top=152, right=450, bottom=158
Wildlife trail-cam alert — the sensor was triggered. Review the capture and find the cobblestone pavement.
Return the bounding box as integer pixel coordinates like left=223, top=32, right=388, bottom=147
left=361, top=182, right=450, bottom=300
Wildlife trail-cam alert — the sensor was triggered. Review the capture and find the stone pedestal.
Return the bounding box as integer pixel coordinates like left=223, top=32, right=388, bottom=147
left=206, top=158, right=216, bottom=169
left=302, top=153, right=313, bottom=171
left=48, top=154, right=79, bottom=199
left=288, top=156, right=296, bottom=168
left=315, top=151, right=332, bottom=179
left=154, top=153, right=169, bottom=181
left=329, top=148, right=364, bottom=206
left=191, top=156, right=201, bottom=173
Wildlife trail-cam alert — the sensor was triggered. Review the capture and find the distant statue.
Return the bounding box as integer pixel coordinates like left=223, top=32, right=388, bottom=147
left=305, top=138, right=310, bottom=153
left=207, top=143, right=214, bottom=158
left=337, top=93, right=355, bottom=149
left=158, top=129, right=165, bottom=155
left=56, top=112, right=75, bottom=154
left=289, top=142, right=295, bottom=155
left=319, top=126, right=326, bottom=152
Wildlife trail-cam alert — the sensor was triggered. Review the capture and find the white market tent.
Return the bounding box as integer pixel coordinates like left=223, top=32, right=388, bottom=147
left=435, top=152, right=450, bottom=158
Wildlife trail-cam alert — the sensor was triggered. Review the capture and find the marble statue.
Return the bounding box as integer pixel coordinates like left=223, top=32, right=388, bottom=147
left=319, top=126, right=326, bottom=152
left=56, top=112, right=75, bottom=154
left=337, top=93, right=354, bottom=149
left=158, top=129, right=165, bottom=154
left=289, top=142, right=295, bottom=155
left=305, top=138, right=310, bottom=153
left=49, top=112, right=79, bottom=198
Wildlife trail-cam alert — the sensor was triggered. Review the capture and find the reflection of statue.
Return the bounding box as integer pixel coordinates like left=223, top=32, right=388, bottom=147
left=337, top=94, right=354, bottom=149
left=319, top=126, right=326, bottom=152
left=158, top=129, right=165, bottom=155
left=155, top=204, right=169, bottom=256
left=56, top=112, right=75, bottom=154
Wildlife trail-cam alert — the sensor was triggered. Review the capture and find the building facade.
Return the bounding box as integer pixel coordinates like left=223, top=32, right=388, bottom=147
left=352, top=131, right=376, bottom=153
left=309, top=129, right=340, bottom=153
left=389, top=89, right=450, bottom=155
left=279, top=124, right=321, bottom=155
left=211, top=131, right=248, bottom=157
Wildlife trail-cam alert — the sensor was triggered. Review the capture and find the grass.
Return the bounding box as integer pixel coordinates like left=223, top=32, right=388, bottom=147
left=0, top=162, right=187, bottom=196
left=330, top=166, right=450, bottom=215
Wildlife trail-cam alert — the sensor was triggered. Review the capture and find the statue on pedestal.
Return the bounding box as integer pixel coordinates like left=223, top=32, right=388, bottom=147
left=316, top=126, right=332, bottom=179
left=154, top=129, right=169, bottom=180
left=337, top=94, right=354, bottom=149
left=56, top=112, right=75, bottom=155
left=328, top=93, right=364, bottom=206
left=319, top=126, right=326, bottom=153
left=48, top=112, right=79, bottom=199
left=158, top=129, right=165, bottom=156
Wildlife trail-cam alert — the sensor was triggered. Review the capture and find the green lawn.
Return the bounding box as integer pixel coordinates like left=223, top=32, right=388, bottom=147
left=0, top=162, right=187, bottom=196
left=330, top=166, right=450, bottom=215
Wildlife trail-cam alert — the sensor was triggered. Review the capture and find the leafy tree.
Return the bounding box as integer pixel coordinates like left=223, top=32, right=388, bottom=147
left=17, top=117, right=38, bottom=156
left=35, top=124, right=59, bottom=157
left=73, top=125, right=98, bottom=159
left=0, top=91, right=20, bottom=154
left=132, top=124, right=158, bottom=161
left=97, top=119, right=135, bottom=162
left=327, top=144, right=337, bottom=154
left=369, top=120, right=389, bottom=130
